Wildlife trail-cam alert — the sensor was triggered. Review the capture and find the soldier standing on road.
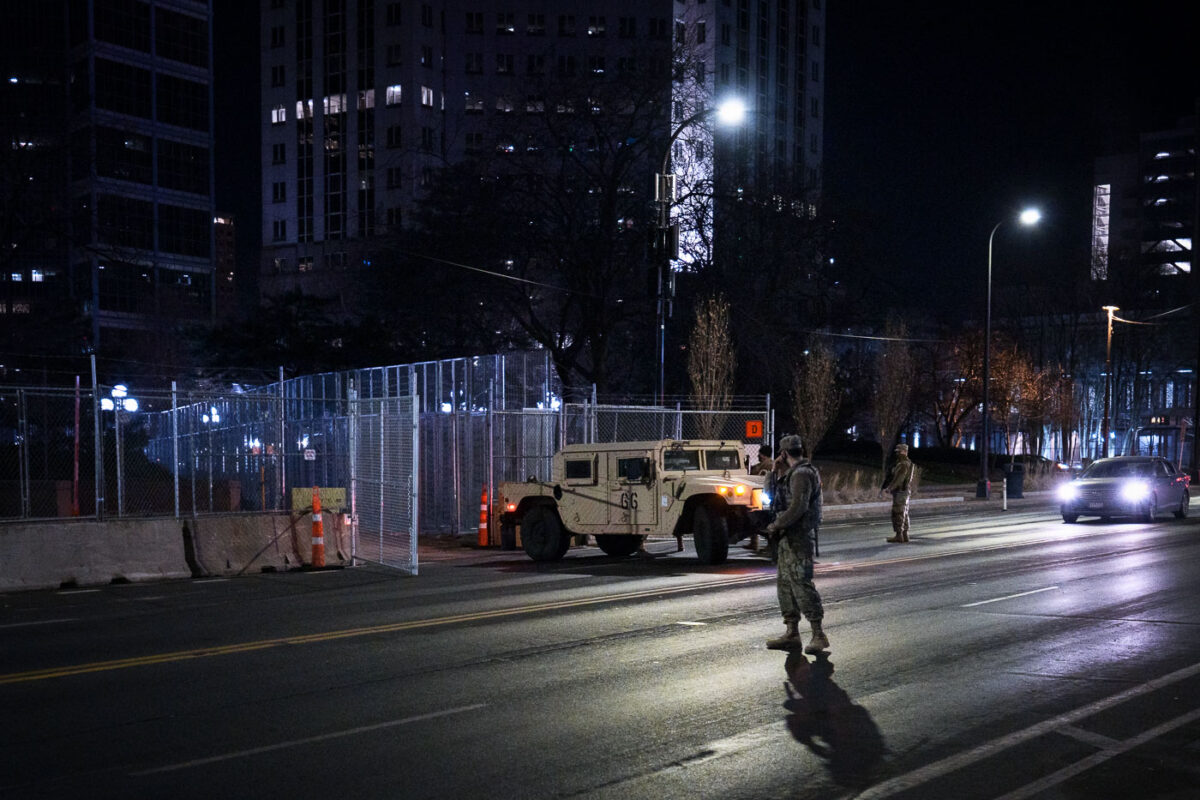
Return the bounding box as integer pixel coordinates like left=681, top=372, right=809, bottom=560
left=882, top=443, right=916, bottom=543
left=750, top=445, right=773, bottom=475
left=764, top=435, right=829, bottom=653
left=745, top=445, right=774, bottom=552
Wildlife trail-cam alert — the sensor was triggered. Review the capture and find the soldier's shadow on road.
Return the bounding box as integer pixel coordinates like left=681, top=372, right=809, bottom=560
left=782, top=651, right=886, bottom=789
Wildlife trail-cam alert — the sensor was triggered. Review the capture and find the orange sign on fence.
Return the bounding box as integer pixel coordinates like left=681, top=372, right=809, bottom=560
left=745, top=420, right=764, bottom=440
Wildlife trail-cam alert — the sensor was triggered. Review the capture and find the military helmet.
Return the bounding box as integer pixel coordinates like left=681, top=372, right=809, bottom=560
left=779, top=434, right=804, bottom=456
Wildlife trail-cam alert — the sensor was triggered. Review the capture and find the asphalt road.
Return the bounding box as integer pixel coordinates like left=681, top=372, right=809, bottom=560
left=3, top=499, right=1199, bottom=799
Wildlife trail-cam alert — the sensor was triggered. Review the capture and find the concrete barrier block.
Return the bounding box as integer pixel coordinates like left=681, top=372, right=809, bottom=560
left=0, top=519, right=191, bottom=592
left=189, top=512, right=350, bottom=577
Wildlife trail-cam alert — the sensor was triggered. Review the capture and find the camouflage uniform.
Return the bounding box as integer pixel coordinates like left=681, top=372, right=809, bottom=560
left=768, top=458, right=824, bottom=626
left=883, top=446, right=915, bottom=542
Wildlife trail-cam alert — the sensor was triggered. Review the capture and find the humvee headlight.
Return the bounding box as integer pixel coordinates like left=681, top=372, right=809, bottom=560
left=734, top=484, right=747, bottom=496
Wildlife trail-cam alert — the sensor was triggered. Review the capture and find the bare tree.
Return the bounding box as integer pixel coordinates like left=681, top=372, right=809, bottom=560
left=687, top=294, right=735, bottom=437
left=873, top=317, right=914, bottom=475
left=791, top=342, right=839, bottom=457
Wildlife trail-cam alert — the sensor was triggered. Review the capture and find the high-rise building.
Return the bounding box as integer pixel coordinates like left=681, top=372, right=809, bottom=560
left=1091, top=117, right=1196, bottom=300
left=259, top=0, right=825, bottom=305
left=1, top=0, right=215, bottom=372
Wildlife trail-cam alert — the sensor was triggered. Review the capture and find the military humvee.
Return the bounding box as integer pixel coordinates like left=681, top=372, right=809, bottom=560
left=498, top=439, right=769, bottom=564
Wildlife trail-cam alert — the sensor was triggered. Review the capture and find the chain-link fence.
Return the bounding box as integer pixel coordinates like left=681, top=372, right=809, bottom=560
left=351, top=393, right=419, bottom=573
left=2, top=353, right=771, bottom=560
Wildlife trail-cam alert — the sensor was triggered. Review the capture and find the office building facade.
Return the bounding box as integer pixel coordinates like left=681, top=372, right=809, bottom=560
left=1, top=0, right=215, bottom=371
left=1091, top=118, right=1196, bottom=297
left=259, top=0, right=825, bottom=305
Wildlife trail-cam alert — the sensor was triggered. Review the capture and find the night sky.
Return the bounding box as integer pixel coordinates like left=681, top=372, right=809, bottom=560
left=213, top=2, right=1200, bottom=319
left=824, top=1, right=1200, bottom=316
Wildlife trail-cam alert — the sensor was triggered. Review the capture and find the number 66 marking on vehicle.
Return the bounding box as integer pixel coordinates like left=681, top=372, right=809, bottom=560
left=620, top=491, right=639, bottom=509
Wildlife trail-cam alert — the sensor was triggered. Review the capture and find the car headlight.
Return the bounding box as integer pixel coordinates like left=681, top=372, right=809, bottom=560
left=1120, top=481, right=1150, bottom=503
left=761, top=491, right=772, bottom=507
left=1057, top=483, right=1079, bottom=503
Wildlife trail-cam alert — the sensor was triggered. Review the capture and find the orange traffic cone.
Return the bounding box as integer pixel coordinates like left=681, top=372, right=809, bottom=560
left=311, top=486, right=326, bottom=567
left=478, top=486, right=490, bottom=546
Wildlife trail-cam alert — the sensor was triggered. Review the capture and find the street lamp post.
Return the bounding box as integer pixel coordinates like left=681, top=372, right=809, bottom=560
left=978, top=208, right=1041, bottom=499
left=654, top=98, right=745, bottom=405
left=1102, top=305, right=1119, bottom=458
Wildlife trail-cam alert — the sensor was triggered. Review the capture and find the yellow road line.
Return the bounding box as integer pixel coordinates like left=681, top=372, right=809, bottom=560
left=0, top=573, right=770, bottom=685
left=4, top=524, right=1157, bottom=686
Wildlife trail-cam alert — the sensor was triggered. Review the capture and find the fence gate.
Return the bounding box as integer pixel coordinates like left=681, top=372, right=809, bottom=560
left=351, top=393, right=419, bottom=574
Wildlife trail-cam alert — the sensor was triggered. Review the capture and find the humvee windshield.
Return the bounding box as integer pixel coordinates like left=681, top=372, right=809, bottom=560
left=663, top=449, right=701, bottom=471
left=705, top=449, right=741, bottom=470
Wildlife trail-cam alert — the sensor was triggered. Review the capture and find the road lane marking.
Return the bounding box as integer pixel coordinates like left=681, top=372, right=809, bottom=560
left=855, top=659, right=1200, bottom=799
left=129, top=703, right=487, bottom=776
left=995, top=706, right=1200, bottom=800
left=0, top=618, right=79, bottom=630
left=961, top=586, right=1060, bottom=607
left=0, top=573, right=771, bottom=685
left=1056, top=723, right=1121, bottom=750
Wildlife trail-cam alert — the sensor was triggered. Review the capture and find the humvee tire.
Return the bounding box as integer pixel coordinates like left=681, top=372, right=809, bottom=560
left=595, top=534, right=643, bottom=558
left=523, top=506, right=568, bottom=562
left=693, top=504, right=729, bottom=565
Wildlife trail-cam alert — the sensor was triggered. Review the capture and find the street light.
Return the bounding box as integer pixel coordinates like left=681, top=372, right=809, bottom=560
left=654, top=97, right=746, bottom=405
left=101, top=384, right=139, bottom=516
left=1102, top=305, right=1119, bottom=457
left=978, top=208, right=1041, bottom=499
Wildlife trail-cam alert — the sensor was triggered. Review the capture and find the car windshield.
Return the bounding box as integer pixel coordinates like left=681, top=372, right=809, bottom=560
left=1082, top=460, right=1155, bottom=479
left=663, top=449, right=701, bottom=471
left=705, top=449, right=742, bottom=470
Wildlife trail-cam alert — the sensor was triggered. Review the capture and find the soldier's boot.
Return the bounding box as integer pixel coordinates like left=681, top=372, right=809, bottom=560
left=766, top=621, right=802, bottom=650
left=804, top=621, right=830, bottom=654
left=886, top=534, right=903, bottom=543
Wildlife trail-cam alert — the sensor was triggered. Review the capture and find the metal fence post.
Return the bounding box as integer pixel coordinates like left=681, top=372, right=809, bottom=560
left=115, top=404, right=124, bottom=517
left=279, top=366, right=286, bottom=510
left=487, top=379, right=495, bottom=545
left=92, top=354, right=104, bottom=521
left=172, top=381, right=179, bottom=518
left=17, top=389, right=30, bottom=518
left=348, top=379, right=358, bottom=565
left=411, top=384, right=420, bottom=574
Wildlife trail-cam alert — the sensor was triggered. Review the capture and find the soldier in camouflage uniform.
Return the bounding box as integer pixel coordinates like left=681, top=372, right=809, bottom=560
left=763, top=435, right=829, bottom=653
left=883, top=443, right=915, bottom=543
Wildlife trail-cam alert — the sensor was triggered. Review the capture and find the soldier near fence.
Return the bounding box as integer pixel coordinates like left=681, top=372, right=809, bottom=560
left=763, top=434, right=829, bottom=653
left=882, top=443, right=916, bottom=543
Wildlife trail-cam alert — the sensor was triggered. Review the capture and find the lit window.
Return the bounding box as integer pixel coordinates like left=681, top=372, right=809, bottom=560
left=11, top=272, right=22, bottom=282
left=386, top=84, right=402, bottom=105
left=296, top=99, right=313, bottom=119
left=357, top=89, right=374, bottom=109
left=323, top=94, right=346, bottom=114
left=421, top=86, right=434, bottom=107
left=271, top=104, right=286, bottom=124
left=31, top=270, right=44, bottom=282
